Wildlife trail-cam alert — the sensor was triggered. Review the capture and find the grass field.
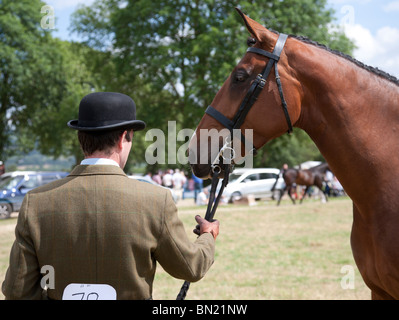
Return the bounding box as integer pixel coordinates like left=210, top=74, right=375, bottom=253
left=0, top=196, right=370, bottom=300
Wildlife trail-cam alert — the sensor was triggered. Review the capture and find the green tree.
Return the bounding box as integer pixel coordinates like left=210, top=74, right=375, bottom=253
left=0, top=0, right=67, bottom=160
left=18, top=39, right=128, bottom=167
left=70, top=0, right=354, bottom=170
left=25, top=41, right=94, bottom=165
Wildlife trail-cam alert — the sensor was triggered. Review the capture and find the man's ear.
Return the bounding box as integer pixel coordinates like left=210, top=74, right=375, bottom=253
left=235, top=7, right=278, bottom=51
left=118, top=130, right=128, bottom=150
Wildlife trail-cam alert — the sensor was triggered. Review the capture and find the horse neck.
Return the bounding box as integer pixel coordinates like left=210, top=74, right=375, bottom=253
left=309, top=163, right=328, bottom=173
left=291, top=41, right=399, bottom=208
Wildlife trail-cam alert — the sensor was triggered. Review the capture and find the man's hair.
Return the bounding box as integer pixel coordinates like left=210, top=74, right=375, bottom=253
left=78, top=128, right=133, bottom=156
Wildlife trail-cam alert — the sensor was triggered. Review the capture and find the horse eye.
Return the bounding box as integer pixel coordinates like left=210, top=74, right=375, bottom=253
left=235, top=70, right=248, bottom=83
left=247, top=37, right=256, bottom=47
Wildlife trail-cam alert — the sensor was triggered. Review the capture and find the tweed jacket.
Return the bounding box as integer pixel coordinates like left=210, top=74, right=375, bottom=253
left=2, top=165, right=215, bottom=300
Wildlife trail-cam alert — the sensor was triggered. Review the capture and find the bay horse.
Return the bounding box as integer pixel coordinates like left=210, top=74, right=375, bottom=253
left=188, top=9, right=399, bottom=299
left=276, top=162, right=330, bottom=206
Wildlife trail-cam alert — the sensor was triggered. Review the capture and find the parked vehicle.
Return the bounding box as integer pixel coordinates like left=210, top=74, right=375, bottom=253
left=223, top=168, right=285, bottom=203
left=0, top=171, right=68, bottom=219
left=0, top=171, right=36, bottom=180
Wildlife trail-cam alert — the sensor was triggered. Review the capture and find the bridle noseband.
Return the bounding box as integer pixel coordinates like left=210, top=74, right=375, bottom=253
left=205, top=33, right=293, bottom=160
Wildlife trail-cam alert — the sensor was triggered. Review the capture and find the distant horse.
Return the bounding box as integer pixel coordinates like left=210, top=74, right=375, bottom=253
left=189, top=9, right=399, bottom=299
left=276, top=163, right=330, bottom=205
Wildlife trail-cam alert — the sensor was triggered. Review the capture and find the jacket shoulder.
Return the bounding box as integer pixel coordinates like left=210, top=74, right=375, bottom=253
left=128, top=177, right=173, bottom=199
left=27, top=176, right=71, bottom=195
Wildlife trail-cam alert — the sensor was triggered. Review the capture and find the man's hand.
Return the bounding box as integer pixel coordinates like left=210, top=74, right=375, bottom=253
left=193, top=215, right=220, bottom=240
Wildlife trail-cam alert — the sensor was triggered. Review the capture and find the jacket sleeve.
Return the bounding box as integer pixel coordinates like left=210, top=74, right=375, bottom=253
left=153, top=190, right=215, bottom=282
left=1, top=194, right=43, bottom=300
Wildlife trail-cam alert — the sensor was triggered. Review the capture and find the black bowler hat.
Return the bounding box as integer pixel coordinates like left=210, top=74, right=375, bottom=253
left=67, top=92, right=146, bottom=131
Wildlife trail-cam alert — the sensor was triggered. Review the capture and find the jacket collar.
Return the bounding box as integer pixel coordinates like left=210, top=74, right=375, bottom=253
left=80, top=158, right=119, bottom=167
left=68, top=165, right=127, bottom=177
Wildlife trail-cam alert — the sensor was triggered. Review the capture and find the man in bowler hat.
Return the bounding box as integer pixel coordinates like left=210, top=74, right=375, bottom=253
left=2, top=92, right=219, bottom=300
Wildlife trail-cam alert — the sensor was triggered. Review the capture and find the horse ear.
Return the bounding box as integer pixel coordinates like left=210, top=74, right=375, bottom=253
left=235, top=8, right=276, bottom=48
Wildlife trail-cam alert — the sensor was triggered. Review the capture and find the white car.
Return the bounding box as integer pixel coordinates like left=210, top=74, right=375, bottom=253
left=223, top=168, right=285, bottom=203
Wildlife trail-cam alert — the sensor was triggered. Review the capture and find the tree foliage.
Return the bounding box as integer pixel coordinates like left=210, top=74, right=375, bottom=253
left=22, top=40, right=106, bottom=164
left=3, top=0, right=355, bottom=171
left=70, top=0, right=354, bottom=170
left=0, top=0, right=119, bottom=165
left=0, top=0, right=67, bottom=160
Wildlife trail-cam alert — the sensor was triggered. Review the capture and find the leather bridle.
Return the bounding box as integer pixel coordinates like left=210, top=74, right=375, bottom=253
left=177, top=33, right=292, bottom=301
left=205, top=33, right=293, bottom=159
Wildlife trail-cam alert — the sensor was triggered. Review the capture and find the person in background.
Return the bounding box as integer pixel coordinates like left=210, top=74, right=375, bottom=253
left=152, top=170, right=162, bottom=185
left=143, top=171, right=152, bottom=182
left=162, top=169, right=173, bottom=188
left=172, top=169, right=187, bottom=202
left=196, top=188, right=209, bottom=206
left=192, top=173, right=203, bottom=203
left=0, top=161, right=5, bottom=176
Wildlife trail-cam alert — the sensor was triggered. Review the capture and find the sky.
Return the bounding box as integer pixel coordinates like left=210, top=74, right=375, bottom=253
left=44, top=0, right=399, bottom=78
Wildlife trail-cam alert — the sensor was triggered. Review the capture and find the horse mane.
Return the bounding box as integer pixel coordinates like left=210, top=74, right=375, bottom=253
left=249, top=29, right=399, bottom=86
left=289, top=34, right=399, bottom=87
left=308, top=162, right=329, bottom=172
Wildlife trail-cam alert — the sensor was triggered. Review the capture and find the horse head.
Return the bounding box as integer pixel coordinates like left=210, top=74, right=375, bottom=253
left=189, top=9, right=303, bottom=179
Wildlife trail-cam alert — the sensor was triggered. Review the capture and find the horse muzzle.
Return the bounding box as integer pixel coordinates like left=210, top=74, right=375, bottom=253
left=189, top=139, right=235, bottom=179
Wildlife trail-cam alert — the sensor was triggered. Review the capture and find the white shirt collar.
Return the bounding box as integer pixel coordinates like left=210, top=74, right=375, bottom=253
left=80, top=158, right=120, bottom=167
